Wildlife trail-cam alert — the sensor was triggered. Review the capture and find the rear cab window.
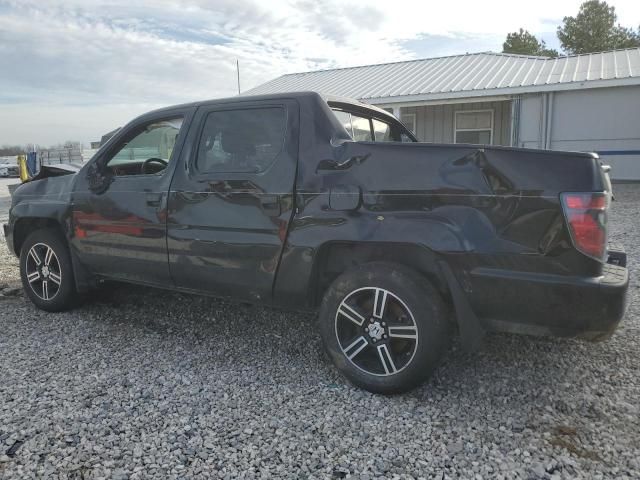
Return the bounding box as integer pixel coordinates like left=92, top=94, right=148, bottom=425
left=330, top=106, right=415, bottom=143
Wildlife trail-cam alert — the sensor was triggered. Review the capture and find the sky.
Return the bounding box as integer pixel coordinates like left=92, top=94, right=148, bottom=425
left=1, top=0, right=639, bottom=146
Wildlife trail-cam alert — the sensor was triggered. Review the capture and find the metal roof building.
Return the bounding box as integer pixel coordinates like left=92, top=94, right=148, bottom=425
left=248, top=48, right=640, bottom=180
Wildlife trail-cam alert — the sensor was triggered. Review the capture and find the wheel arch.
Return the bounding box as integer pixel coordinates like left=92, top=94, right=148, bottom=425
left=309, top=241, right=450, bottom=309
left=11, top=211, right=95, bottom=293
left=309, top=241, right=487, bottom=352
left=9, top=197, right=72, bottom=255
left=12, top=216, right=66, bottom=256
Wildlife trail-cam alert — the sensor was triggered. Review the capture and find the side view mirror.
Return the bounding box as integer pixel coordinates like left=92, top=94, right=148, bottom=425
left=86, top=161, right=113, bottom=194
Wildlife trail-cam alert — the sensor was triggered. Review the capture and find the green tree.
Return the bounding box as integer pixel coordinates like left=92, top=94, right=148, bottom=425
left=503, top=29, right=558, bottom=57
left=557, top=0, right=640, bottom=54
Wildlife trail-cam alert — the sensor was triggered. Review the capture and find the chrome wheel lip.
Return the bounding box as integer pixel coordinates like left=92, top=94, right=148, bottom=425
left=335, top=286, right=418, bottom=377
left=25, top=242, right=62, bottom=301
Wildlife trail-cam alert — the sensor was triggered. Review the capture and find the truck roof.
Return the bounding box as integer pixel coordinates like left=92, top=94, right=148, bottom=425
left=144, top=91, right=395, bottom=120
left=130, top=91, right=596, bottom=159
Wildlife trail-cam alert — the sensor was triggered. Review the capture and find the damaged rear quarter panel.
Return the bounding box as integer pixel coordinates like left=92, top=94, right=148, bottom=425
left=275, top=140, right=605, bottom=319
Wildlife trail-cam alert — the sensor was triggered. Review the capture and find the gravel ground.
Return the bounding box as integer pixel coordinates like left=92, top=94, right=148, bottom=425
left=0, top=178, right=638, bottom=479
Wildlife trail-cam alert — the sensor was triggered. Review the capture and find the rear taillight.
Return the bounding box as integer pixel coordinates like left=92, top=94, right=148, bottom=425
left=561, top=192, right=609, bottom=260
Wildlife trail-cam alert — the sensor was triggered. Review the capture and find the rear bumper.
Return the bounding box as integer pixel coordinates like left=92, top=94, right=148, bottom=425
left=465, top=253, right=629, bottom=341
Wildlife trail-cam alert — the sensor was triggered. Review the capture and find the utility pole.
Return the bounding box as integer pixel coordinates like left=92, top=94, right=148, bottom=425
left=236, top=59, right=241, bottom=95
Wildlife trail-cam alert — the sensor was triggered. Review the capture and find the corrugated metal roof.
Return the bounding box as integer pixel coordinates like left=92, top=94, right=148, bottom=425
left=245, top=48, right=640, bottom=103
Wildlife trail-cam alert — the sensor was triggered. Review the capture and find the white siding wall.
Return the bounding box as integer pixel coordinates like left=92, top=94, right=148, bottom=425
left=518, top=95, right=543, bottom=150
left=519, top=86, right=640, bottom=180
left=402, top=100, right=512, bottom=146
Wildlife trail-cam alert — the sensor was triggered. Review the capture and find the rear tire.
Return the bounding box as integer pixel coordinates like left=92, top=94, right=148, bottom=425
left=319, top=262, right=449, bottom=394
left=19, top=228, right=77, bottom=312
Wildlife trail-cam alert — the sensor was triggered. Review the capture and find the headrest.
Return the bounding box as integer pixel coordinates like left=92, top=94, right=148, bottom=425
left=221, top=126, right=256, bottom=156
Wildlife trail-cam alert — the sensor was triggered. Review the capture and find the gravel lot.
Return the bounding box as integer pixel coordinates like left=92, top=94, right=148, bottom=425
left=0, top=177, right=638, bottom=479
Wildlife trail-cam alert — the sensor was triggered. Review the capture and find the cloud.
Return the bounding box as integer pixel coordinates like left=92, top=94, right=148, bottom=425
left=1, top=0, right=639, bottom=145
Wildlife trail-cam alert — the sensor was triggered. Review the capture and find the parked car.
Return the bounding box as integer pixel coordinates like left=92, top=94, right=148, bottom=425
left=3, top=92, right=628, bottom=393
left=0, top=162, right=19, bottom=177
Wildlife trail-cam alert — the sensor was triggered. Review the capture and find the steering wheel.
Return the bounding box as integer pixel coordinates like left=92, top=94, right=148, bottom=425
left=141, top=157, right=168, bottom=174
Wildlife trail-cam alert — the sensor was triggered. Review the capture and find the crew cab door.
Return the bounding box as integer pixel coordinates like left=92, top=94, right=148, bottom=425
left=167, top=99, right=298, bottom=302
left=71, top=107, right=194, bottom=285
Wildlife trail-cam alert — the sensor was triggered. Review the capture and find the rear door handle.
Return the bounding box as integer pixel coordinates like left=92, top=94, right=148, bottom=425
left=146, top=193, right=163, bottom=207
left=316, top=154, right=371, bottom=172
left=259, top=194, right=281, bottom=216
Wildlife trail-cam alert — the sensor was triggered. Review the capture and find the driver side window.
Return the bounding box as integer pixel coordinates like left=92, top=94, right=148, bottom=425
left=105, top=117, right=184, bottom=176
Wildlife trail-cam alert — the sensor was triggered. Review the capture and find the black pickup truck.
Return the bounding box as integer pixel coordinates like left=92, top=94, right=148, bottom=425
left=4, top=92, right=628, bottom=393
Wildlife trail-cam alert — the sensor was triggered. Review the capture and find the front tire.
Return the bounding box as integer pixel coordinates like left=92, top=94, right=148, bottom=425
left=19, top=228, right=77, bottom=312
left=319, top=262, right=449, bottom=394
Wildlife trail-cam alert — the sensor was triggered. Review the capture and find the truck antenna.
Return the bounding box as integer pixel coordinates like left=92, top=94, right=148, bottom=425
left=236, top=59, right=241, bottom=95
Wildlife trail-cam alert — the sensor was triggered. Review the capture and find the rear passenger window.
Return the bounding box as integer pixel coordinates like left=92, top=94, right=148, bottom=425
left=196, top=107, right=285, bottom=173
left=333, top=110, right=352, bottom=134
left=331, top=108, right=409, bottom=143
left=372, top=119, right=392, bottom=142
left=351, top=114, right=373, bottom=142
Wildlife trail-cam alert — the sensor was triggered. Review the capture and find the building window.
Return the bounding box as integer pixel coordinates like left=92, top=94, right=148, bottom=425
left=454, top=110, right=493, bottom=145
left=400, top=113, right=416, bottom=135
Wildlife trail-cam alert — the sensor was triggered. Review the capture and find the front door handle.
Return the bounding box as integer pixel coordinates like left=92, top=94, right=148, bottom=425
left=259, top=194, right=281, bottom=216
left=146, top=193, right=163, bottom=207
